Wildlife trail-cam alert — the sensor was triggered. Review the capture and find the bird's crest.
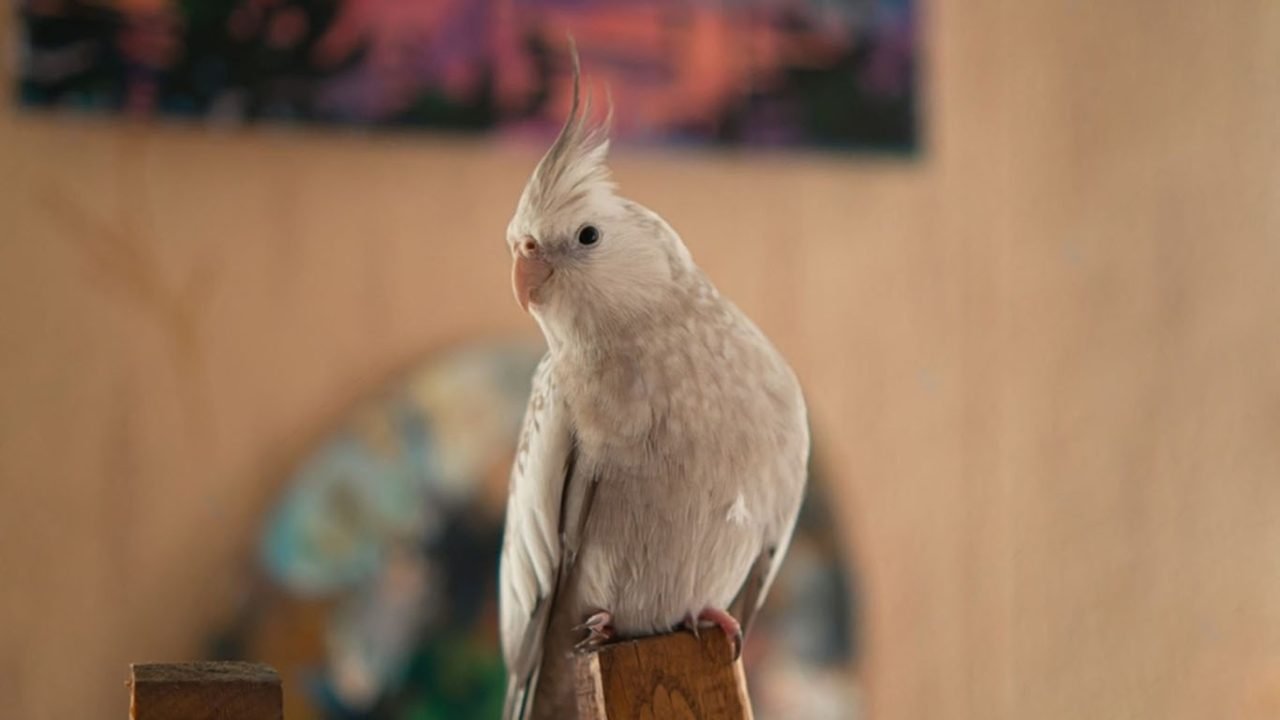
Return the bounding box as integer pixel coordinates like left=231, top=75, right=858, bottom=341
left=519, top=39, right=614, bottom=217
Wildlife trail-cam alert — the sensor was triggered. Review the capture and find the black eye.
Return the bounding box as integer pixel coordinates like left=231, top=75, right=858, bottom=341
left=577, top=225, right=600, bottom=246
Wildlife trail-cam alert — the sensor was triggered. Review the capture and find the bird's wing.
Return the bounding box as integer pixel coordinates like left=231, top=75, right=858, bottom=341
left=499, top=355, right=596, bottom=720
left=731, top=407, right=809, bottom=640
left=730, top=528, right=796, bottom=641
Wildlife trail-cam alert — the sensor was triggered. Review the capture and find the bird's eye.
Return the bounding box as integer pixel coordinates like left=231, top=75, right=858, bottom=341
left=577, top=225, right=600, bottom=246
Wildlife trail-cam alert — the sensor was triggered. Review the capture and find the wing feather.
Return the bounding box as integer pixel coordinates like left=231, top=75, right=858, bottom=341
left=499, top=355, right=575, bottom=720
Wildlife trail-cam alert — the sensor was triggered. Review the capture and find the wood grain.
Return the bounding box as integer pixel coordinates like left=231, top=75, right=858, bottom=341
left=575, top=629, right=752, bottom=720
left=129, top=662, right=282, bottom=720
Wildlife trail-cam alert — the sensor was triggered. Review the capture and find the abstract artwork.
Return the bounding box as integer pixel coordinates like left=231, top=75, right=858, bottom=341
left=208, top=342, right=861, bottom=720
left=17, top=0, right=918, bottom=152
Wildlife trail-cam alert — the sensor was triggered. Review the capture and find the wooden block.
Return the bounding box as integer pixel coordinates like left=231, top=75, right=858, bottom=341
left=128, top=661, right=282, bottom=720
left=575, top=628, right=753, bottom=720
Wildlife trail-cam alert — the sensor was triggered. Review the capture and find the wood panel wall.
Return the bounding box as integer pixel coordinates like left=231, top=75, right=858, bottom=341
left=1, top=1, right=1277, bottom=718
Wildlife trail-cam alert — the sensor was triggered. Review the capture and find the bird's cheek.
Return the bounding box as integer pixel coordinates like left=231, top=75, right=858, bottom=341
left=512, top=254, right=554, bottom=312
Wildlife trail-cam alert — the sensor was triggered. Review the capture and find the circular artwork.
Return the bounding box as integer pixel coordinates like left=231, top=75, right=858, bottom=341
left=211, top=342, right=860, bottom=719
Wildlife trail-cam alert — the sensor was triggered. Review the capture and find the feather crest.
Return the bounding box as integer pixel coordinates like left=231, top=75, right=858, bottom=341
left=520, top=39, right=614, bottom=217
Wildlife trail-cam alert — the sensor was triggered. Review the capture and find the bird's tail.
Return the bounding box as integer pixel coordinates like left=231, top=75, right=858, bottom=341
left=502, top=668, right=538, bottom=720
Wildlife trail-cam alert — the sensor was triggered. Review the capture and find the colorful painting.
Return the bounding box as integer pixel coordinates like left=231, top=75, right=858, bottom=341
left=17, top=0, right=918, bottom=152
left=208, top=342, right=861, bottom=720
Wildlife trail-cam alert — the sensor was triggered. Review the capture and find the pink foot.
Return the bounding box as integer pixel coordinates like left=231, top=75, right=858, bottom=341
left=574, top=610, right=615, bottom=652
left=683, top=608, right=743, bottom=660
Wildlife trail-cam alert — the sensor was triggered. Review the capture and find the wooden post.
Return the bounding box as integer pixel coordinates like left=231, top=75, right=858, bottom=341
left=575, top=627, right=753, bottom=720
left=128, top=661, right=283, bottom=720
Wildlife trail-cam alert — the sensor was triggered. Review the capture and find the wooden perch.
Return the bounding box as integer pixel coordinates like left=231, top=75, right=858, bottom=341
left=575, top=627, right=753, bottom=720
left=128, top=661, right=282, bottom=720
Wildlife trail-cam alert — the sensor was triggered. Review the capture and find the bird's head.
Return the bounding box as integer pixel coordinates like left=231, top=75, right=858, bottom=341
left=506, top=44, right=693, bottom=346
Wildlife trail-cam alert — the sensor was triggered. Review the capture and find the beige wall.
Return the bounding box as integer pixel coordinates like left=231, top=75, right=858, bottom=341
left=3, top=1, right=1279, bottom=718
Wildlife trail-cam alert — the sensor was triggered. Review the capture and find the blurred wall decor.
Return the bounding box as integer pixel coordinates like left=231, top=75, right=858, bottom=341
left=17, top=0, right=918, bottom=151
left=210, top=343, right=860, bottom=720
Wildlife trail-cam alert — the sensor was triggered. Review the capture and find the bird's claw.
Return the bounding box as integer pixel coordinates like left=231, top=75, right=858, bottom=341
left=573, top=610, right=615, bottom=653
left=682, top=612, right=701, bottom=641
left=683, top=608, right=743, bottom=661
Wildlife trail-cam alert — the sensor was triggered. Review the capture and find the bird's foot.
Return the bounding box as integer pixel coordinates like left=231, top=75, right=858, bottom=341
left=683, top=607, right=743, bottom=660
left=573, top=610, right=615, bottom=652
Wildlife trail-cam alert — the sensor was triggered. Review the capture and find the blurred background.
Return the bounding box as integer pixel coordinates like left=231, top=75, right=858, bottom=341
left=1, top=1, right=1278, bottom=719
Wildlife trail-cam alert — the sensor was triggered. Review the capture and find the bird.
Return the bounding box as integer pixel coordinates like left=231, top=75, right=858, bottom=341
left=498, top=44, right=809, bottom=720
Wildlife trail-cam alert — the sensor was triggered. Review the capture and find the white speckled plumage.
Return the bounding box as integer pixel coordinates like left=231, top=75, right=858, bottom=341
left=499, top=45, right=809, bottom=720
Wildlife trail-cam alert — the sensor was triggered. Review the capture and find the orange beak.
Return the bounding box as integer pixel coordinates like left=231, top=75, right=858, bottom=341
left=512, top=238, right=553, bottom=312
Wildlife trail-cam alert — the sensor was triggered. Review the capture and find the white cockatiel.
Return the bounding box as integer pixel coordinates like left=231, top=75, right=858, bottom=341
left=499, top=47, right=809, bottom=720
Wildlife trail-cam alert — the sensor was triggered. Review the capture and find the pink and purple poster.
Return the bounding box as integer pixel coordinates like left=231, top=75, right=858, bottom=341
left=18, top=0, right=918, bottom=152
